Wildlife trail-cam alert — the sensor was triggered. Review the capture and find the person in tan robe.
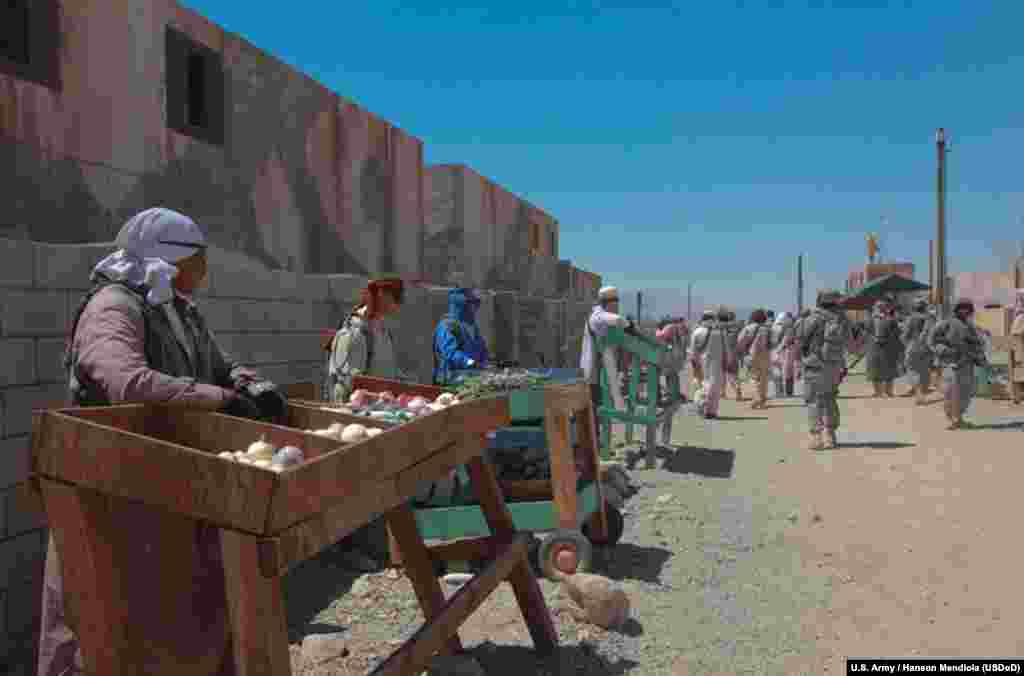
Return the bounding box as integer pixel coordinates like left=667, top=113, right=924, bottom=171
left=38, top=208, right=283, bottom=676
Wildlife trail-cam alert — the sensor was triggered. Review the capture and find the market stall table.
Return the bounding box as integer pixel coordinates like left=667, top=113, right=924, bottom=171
left=28, top=397, right=557, bottom=676
left=303, top=374, right=616, bottom=580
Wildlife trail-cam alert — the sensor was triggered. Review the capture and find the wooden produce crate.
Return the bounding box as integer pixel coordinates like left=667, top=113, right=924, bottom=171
left=341, top=377, right=613, bottom=581
left=975, top=307, right=1013, bottom=338
left=29, top=400, right=556, bottom=675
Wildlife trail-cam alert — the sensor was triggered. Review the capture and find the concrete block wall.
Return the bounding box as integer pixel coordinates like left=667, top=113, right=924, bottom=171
left=0, top=239, right=594, bottom=672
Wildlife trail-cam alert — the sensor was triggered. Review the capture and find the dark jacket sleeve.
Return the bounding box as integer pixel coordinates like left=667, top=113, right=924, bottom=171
left=204, top=324, right=260, bottom=389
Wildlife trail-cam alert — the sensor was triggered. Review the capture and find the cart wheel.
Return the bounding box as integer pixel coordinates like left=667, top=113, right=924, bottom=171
left=537, top=529, right=593, bottom=580
left=583, top=504, right=625, bottom=547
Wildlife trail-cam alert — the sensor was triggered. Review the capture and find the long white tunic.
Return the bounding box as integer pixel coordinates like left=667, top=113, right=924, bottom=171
left=690, top=323, right=725, bottom=384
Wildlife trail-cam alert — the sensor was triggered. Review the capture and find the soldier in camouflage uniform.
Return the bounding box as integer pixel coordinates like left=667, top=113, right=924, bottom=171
left=900, top=298, right=937, bottom=404
left=927, top=298, right=989, bottom=430
left=722, top=310, right=745, bottom=401
left=798, top=289, right=852, bottom=450
left=792, top=307, right=812, bottom=387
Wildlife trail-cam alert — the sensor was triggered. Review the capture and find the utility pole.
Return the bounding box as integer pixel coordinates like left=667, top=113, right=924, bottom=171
left=928, top=239, right=934, bottom=302
left=637, top=290, right=643, bottom=323
left=797, top=254, right=804, bottom=315
left=687, top=282, right=693, bottom=322
left=936, top=128, right=947, bottom=317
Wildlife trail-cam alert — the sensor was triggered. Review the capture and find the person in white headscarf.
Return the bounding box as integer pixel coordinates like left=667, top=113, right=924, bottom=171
left=770, top=311, right=797, bottom=397
left=581, top=286, right=634, bottom=446
left=39, top=207, right=285, bottom=676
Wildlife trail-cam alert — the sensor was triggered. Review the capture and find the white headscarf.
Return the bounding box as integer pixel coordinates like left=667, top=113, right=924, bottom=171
left=91, top=208, right=207, bottom=306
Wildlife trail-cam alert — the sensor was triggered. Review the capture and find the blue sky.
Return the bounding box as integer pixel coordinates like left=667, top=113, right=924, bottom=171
left=185, top=0, right=1024, bottom=316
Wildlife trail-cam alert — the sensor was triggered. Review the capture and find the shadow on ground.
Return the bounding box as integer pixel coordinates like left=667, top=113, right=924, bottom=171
left=283, top=548, right=362, bottom=642
left=601, top=542, right=672, bottom=584
left=656, top=445, right=736, bottom=478
left=713, top=415, right=770, bottom=421
left=472, top=641, right=641, bottom=674
left=970, top=421, right=1024, bottom=430
left=835, top=441, right=916, bottom=450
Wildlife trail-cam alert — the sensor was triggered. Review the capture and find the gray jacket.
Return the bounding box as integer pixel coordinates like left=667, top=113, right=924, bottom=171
left=798, top=308, right=851, bottom=371
left=901, top=311, right=935, bottom=358
left=927, top=316, right=987, bottom=369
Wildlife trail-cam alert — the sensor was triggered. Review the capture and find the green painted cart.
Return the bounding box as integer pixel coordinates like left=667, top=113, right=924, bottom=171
left=592, top=326, right=683, bottom=467
left=345, top=374, right=622, bottom=580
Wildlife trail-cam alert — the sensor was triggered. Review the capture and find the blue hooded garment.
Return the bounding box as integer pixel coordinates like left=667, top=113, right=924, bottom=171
left=433, top=288, right=489, bottom=384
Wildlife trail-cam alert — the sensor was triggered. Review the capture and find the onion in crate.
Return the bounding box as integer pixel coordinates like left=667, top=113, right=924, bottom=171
left=341, top=424, right=368, bottom=444
left=407, top=396, right=429, bottom=413
left=271, top=446, right=305, bottom=467
left=365, top=427, right=383, bottom=438
left=247, top=434, right=276, bottom=460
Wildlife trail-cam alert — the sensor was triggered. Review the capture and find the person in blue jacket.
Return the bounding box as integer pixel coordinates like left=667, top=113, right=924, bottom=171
left=433, top=287, right=489, bottom=385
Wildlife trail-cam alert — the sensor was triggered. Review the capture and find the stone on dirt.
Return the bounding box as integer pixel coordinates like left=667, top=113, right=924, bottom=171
left=300, top=632, right=350, bottom=665
left=559, top=572, right=631, bottom=629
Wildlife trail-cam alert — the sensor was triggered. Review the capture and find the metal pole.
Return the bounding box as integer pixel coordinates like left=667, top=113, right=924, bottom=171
left=637, top=290, right=642, bottom=323
left=687, top=282, right=692, bottom=322
left=928, top=239, right=934, bottom=304
left=797, top=254, right=804, bottom=315
left=936, top=128, right=947, bottom=317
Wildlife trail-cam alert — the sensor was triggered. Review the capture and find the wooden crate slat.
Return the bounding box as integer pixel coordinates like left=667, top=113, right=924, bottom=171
left=32, top=410, right=277, bottom=534
left=352, top=375, right=444, bottom=399
left=285, top=404, right=396, bottom=432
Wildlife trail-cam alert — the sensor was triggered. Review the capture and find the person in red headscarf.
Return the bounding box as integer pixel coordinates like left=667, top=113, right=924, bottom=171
left=324, top=278, right=409, bottom=402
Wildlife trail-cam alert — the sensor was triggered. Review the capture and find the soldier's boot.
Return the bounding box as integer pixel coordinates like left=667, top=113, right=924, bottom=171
left=785, top=379, right=795, bottom=396
left=901, top=385, right=917, bottom=398
left=872, top=382, right=884, bottom=398
left=823, top=429, right=839, bottom=449
left=807, top=432, right=824, bottom=450
left=914, top=387, right=928, bottom=406
left=884, top=382, right=895, bottom=397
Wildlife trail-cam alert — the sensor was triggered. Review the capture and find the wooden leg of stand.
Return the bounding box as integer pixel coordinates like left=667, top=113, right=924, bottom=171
left=39, top=481, right=133, bottom=676
left=544, top=409, right=579, bottom=532
left=220, top=530, right=292, bottom=676
left=577, top=404, right=608, bottom=541
left=465, top=457, right=558, bottom=654
left=385, top=504, right=462, bottom=656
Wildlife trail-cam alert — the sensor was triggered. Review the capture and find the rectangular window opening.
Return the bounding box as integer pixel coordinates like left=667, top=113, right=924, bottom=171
left=0, top=0, right=30, bottom=66
left=186, top=51, right=208, bottom=129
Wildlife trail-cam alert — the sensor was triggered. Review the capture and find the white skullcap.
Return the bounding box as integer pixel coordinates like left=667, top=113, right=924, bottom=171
left=598, top=286, right=619, bottom=300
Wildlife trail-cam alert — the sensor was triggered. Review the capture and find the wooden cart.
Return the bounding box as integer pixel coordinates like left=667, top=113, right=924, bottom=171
left=313, top=375, right=615, bottom=581
left=28, top=398, right=557, bottom=675
left=592, top=326, right=683, bottom=467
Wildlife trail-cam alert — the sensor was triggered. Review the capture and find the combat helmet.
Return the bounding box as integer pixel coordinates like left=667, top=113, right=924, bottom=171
left=816, top=289, right=842, bottom=307
left=913, top=298, right=929, bottom=312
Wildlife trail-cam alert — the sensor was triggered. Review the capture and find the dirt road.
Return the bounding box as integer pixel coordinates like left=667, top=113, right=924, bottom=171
left=285, top=372, right=1024, bottom=675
